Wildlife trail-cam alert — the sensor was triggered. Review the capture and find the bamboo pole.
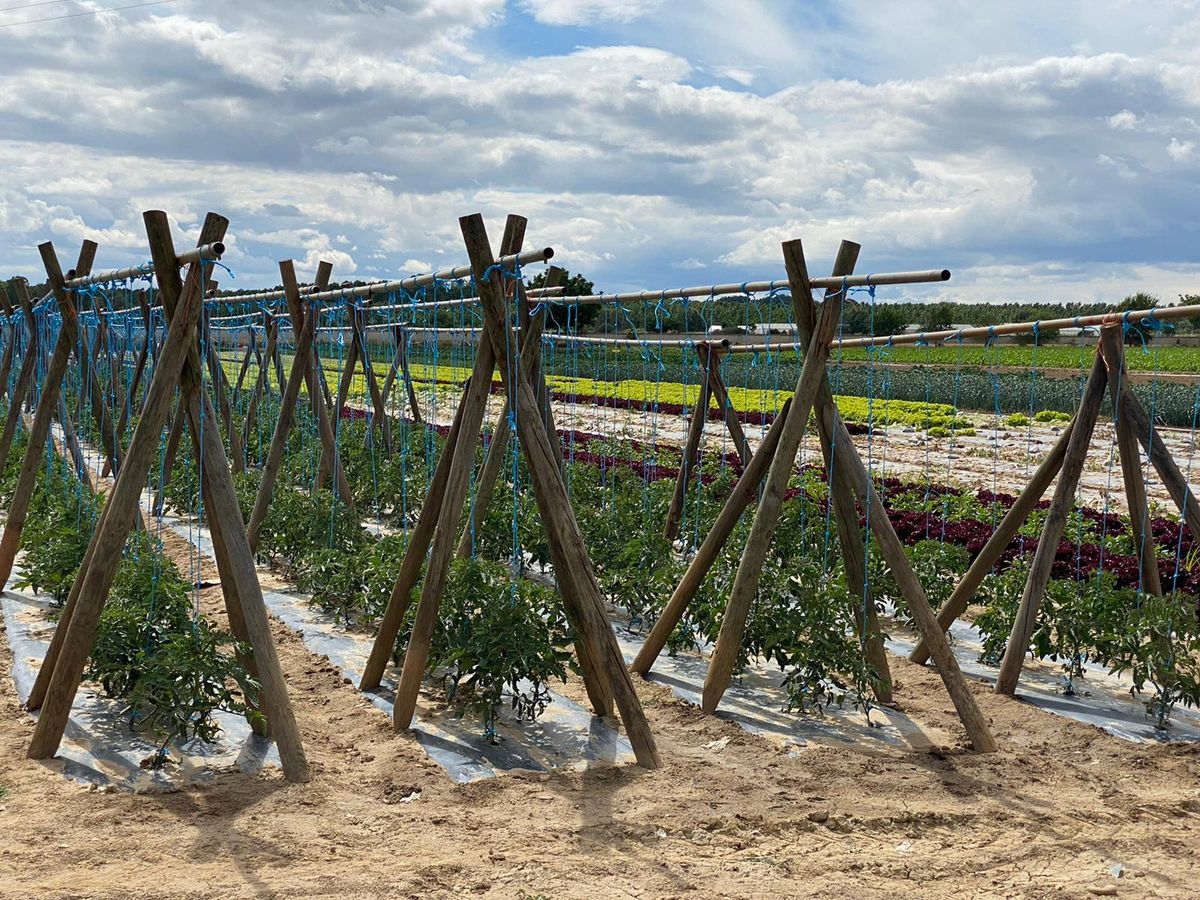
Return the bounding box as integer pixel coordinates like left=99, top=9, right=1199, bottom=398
left=994, top=342, right=1110, bottom=696
left=908, top=422, right=1074, bottom=666
left=463, top=213, right=657, bottom=765
left=701, top=240, right=851, bottom=714
left=0, top=240, right=96, bottom=588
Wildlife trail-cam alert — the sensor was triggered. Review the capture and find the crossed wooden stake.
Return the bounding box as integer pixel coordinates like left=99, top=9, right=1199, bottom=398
left=8, top=212, right=308, bottom=782
left=632, top=238, right=997, bottom=751
left=358, top=213, right=661, bottom=768
left=663, top=339, right=754, bottom=543
left=907, top=324, right=1200, bottom=696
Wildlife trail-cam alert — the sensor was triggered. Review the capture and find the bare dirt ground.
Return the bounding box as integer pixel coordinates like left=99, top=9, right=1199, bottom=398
left=2, top=509, right=1200, bottom=899
left=3, top=395, right=1200, bottom=899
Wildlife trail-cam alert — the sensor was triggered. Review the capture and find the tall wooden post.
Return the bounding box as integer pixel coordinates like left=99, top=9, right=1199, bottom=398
left=995, top=342, right=1110, bottom=696
left=246, top=259, right=334, bottom=553
left=0, top=281, right=39, bottom=472
left=0, top=240, right=98, bottom=587
left=664, top=349, right=714, bottom=542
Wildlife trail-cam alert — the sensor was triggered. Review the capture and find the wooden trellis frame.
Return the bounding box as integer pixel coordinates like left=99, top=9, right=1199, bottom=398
left=663, top=340, right=754, bottom=542
left=899, top=323, right=1199, bottom=696
left=0, top=279, right=39, bottom=472
left=631, top=237, right=996, bottom=750
left=359, top=213, right=660, bottom=768
left=380, top=323, right=423, bottom=425
left=22, top=211, right=309, bottom=781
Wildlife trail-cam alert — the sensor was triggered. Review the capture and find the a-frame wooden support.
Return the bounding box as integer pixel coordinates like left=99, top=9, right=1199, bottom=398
left=0, top=280, right=39, bottom=472
left=362, top=214, right=660, bottom=768
left=663, top=340, right=755, bottom=542
left=23, top=212, right=308, bottom=781
left=636, top=238, right=993, bottom=748
left=906, top=321, right=1192, bottom=697
left=380, top=323, right=423, bottom=425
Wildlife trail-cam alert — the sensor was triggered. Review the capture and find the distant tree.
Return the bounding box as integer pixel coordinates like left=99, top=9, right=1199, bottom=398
left=1180, top=294, right=1200, bottom=332
left=528, top=270, right=599, bottom=330
left=1118, top=292, right=1162, bottom=344
left=919, top=301, right=955, bottom=332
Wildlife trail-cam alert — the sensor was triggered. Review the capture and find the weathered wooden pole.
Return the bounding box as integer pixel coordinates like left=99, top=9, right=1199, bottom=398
left=455, top=266, right=565, bottom=559
left=703, top=344, right=754, bottom=469
left=908, top=422, right=1074, bottom=666
left=701, top=241, right=850, bottom=713
left=26, top=214, right=226, bottom=760
left=995, top=341, right=1110, bottom=696
left=786, top=250, right=891, bottom=702
left=1101, top=327, right=1163, bottom=596
left=664, top=351, right=714, bottom=542
left=461, top=213, right=658, bottom=765
left=0, top=240, right=97, bottom=587
left=349, top=300, right=394, bottom=455
left=0, top=292, right=16, bottom=399
left=630, top=398, right=792, bottom=676
left=0, top=281, right=39, bottom=472
left=246, top=259, right=333, bottom=553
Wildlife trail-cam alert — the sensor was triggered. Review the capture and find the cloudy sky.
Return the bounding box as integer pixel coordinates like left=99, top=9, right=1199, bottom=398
left=1, top=0, right=1199, bottom=303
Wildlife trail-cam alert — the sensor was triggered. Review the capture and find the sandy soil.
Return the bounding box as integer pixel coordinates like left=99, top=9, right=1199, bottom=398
left=2, top=514, right=1200, bottom=900
left=3, top=394, right=1200, bottom=899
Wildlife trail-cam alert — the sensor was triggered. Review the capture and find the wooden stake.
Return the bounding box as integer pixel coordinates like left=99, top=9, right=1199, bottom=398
left=455, top=266, right=565, bottom=559
left=246, top=259, right=333, bottom=553
left=701, top=241, right=849, bottom=713
left=0, top=281, right=39, bottom=472
left=704, top=345, right=753, bottom=469
left=27, top=215, right=229, bottom=761
left=630, top=398, right=792, bottom=676
left=1100, top=327, right=1163, bottom=596
left=1121, top=385, right=1200, bottom=545
left=359, top=388, right=469, bottom=691
left=463, top=213, right=656, bottom=765
left=995, top=343, right=1110, bottom=696
left=909, top=422, right=1073, bottom=666
left=0, top=240, right=97, bottom=588
left=664, top=355, right=713, bottom=542
left=349, top=302, right=394, bottom=455
left=786, top=258, right=892, bottom=703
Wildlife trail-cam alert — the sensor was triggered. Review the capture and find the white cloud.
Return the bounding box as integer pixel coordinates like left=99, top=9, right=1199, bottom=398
left=520, top=0, right=662, bottom=26
left=1168, top=137, right=1195, bottom=161
left=1, top=2, right=1200, bottom=305
left=1108, top=109, right=1139, bottom=129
